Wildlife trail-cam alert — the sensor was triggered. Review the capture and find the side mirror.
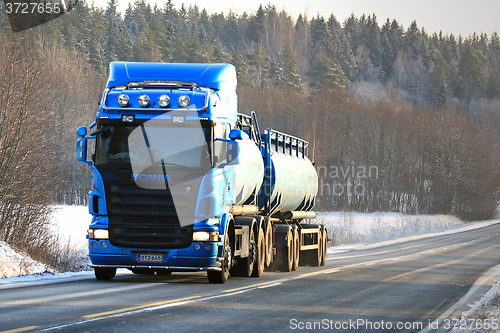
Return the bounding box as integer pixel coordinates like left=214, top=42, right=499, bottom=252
left=77, top=126, right=87, bottom=138
left=229, top=129, right=244, bottom=140
left=76, top=138, right=88, bottom=163
left=227, top=141, right=240, bottom=165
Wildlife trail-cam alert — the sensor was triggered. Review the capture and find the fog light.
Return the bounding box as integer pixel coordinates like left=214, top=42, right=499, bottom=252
left=138, top=94, right=150, bottom=107
left=121, top=115, right=134, bottom=122
left=205, top=244, right=211, bottom=250
left=172, top=115, right=185, bottom=124
left=158, top=95, right=170, bottom=107
left=117, top=94, right=129, bottom=106
left=178, top=95, right=190, bottom=107
left=91, top=241, right=97, bottom=247
left=101, top=241, right=108, bottom=248
left=194, top=244, right=201, bottom=250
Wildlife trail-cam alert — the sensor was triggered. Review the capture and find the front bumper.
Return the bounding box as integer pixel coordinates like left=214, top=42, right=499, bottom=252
left=90, top=264, right=222, bottom=272
left=88, top=239, right=222, bottom=271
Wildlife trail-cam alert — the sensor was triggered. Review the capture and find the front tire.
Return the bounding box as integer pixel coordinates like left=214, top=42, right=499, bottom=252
left=208, top=233, right=231, bottom=284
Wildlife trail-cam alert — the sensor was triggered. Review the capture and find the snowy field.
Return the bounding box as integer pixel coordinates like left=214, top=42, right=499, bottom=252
left=1, top=206, right=500, bottom=328
left=316, top=211, right=465, bottom=247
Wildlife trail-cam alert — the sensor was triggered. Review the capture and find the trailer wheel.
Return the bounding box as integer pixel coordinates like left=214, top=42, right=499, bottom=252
left=208, top=233, right=231, bottom=284
left=321, top=226, right=327, bottom=266
left=291, top=226, right=299, bottom=271
left=251, top=227, right=265, bottom=278
left=94, top=267, right=116, bottom=281
left=315, top=230, right=323, bottom=267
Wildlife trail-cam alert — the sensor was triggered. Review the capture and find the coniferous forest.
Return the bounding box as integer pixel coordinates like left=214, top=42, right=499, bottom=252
left=0, top=0, right=499, bottom=258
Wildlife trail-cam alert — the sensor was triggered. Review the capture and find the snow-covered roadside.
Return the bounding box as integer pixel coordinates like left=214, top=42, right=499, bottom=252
left=449, top=282, right=500, bottom=333
left=0, top=241, right=54, bottom=278
left=0, top=205, right=91, bottom=280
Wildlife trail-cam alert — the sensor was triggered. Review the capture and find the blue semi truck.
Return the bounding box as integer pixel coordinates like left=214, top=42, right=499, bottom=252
left=76, top=61, right=326, bottom=283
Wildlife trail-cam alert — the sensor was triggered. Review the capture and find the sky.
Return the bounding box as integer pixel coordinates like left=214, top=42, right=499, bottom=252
left=110, top=0, right=499, bottom=37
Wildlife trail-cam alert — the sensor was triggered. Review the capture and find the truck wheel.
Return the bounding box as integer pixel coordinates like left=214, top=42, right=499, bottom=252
left=279, top=228, right=293, bottom=272
left=291, top=226, right=299, bottom=271
left=321, top=226, right=327, bottom=266
left=264, top=218, right=273, bottom=267
left=208, top=233, right=231, bottom=284
left=313, top=229, right=323, bottom=267
left=230, top=228, right=255, bottom=277
left=95, top=267, right=116, bottom=281
left=251, top=227, right=265, bottom=278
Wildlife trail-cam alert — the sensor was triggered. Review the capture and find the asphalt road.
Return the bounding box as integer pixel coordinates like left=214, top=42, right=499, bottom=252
left=1, top=223, right=500, bottom=333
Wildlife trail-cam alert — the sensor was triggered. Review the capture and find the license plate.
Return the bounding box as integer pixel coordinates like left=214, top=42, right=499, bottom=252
left=136, top=254, right=163, bottom=263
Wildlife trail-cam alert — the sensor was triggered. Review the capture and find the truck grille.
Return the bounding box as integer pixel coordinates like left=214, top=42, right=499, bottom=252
left=97, top=167, right=200, bottom=249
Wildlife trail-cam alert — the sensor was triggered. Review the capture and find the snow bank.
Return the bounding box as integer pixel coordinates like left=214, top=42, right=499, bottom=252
left=0, top=205, right=91, bottom=279
left=0, top=241, right=52, bottom=278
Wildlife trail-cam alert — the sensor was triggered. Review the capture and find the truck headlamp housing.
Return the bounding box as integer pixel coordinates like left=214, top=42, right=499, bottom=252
left=192, top=231, right=219, bottom=242
left=138, top=94, right=150, bottom=107
left=88, top=229, right=109, bottom=240
left=158, top=95, right=170, bottom=107
left=117, top=94, right=129, bottom=107
left=178, top=95, right=190, bottom=107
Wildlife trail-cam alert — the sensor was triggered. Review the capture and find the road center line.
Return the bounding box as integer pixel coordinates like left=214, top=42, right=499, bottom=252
left=0, top=326, right=40, bottom=333
left=82, top=295, right=201, bottom=318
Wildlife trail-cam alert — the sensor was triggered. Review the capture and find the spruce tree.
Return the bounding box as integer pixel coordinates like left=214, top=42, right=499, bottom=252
left=307, top=56, right=348, bottom=93
left=281, top=43, right=302, bottom=88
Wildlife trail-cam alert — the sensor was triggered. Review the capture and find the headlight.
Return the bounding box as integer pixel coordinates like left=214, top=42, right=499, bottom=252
left=88, top=229, right=109, bottom=240
left=158, top=95, right=170, bottom=107
left=138, top=94, right=150, bottom=107
left=117, top=94, right=129, bottom=106
left=192, top=231, right=219, bottom=242
left=178, top=95, right=190, bottom=107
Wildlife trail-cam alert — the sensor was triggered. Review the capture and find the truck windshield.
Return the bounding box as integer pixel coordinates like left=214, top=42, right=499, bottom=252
left=95, top=124, right=212, bottom=169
